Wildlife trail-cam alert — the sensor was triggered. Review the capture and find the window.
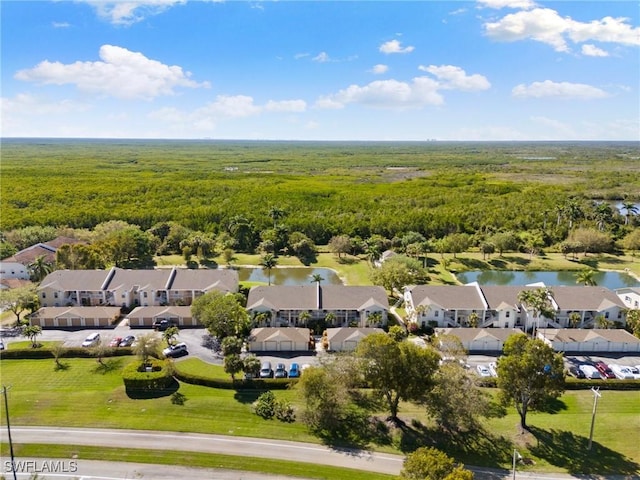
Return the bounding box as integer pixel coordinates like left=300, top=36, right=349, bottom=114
left=506, top=311, right=510, bottom=318
left=605, top=312, right=609, bottom=319
left=54, top=292, right=58, bottom=298
left=434, top=311, right=439, bottom=317
left=143, top=292, right=148, bottom=298
left=42, top=293, right=46, bottom=298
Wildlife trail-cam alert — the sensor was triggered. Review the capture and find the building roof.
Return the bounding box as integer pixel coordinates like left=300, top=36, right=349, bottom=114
left=127, top=306, right=193, bottom=319
left=31, top=306, right=121, bottom=319
left=408, top=285, right=486, bottom=310
left=479, top=285, right=540, bottom=310
left=2, top=236, right=85, bottom=265
left=326, top=327, right=384, bottom=343
left=249, top=327, right=310, bottom=343
left=538, top=328, right=640, bottom=344
left=246, top=285, right=389, bottom=311
left=549, top=286, right=626, bottom=310
left=38, top=267, right=239, bottom=293
left=437, top=327, right=524, bottom=343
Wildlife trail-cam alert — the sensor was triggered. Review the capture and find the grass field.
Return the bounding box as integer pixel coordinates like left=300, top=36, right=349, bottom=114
left=0, top=358, right=638, bottom=475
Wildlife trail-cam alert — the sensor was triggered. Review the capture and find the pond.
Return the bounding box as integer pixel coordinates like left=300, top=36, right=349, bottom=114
left=455, top=270, right=639, bottom=290
left=237, top=267, right=342, bottom=285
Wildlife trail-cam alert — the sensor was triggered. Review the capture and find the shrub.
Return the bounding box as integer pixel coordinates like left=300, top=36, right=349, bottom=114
left=253, top=391, right=296, bottom=422
left=122, top=358, right=174, bottom=392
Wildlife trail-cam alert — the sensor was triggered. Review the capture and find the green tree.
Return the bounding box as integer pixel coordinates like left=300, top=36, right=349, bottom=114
left=56, top=243, right=104, bottom=269
left=328, top=235, right=352, bottom=259
left=191, top=291, right=250, bottom=340
left=356, top=333, right=440, bottom=422
left=568, top=311, right=582, bottom=328
left=268, top=206, right=286, bottom=228
left=22, top=325, right=42, bottom=348
left=162, top=326, right=179, bottom=346
left=95, top=224, right=156, bottom=268
left=260, top=253, right=278, bottom=286
left=388, top=325, right=408, bottom=342
left=400, top=447, right=474, bottom=480
left=467, top=312, right=480, bottom=328
left=496, top=334, right=565, bottom=430
left=567, top=228, right=613, bottom=255
left=0, top=286, right=39, bottom=323
left=621, top=201, right=638, bottom=226
left=625, top=309, right=640, bottom=338
left=28, top=255, right=54, bottom=282
left=575, top=268, right=597, bottom=286
left=242, top=354, right=261, bottom=378
left=621, top=229, right=640, bottom=256
left=595, top=314, right=613, bottom=329
left=311, top=273, right=324, bottom=285
left=442, top=233, right=471, bottom=258
left=424, top=363, right=492, bottom=434
left=517, top=287, right=554, bottom=333
left=479, top=242, right=495, bottom=260
left=228, top=215, right=256, bottom=253
left=221, top=336, right=243, bottom=356
left=370, top=256, right=422, bottom=294
left=224, top=354, right=244, bottom=380
left=490, top=231, right=519, bottom=257
left=133, top=332, right=162, bottom=366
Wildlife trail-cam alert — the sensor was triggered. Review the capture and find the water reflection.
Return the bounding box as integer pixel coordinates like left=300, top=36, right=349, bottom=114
left=457, top=270, right=639, bottom=289
left=237, top=267, right=342, bottom=285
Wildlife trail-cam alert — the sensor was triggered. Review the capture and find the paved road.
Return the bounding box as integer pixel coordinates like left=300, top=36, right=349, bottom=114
left=4, top=427, right=638, bottom=480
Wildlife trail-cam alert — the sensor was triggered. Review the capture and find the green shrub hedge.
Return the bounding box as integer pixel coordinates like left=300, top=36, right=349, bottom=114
left=564, top=377, right=640, bottom=390
left=173, top=369, right=297, bottom=390
left=0, top=347, right=134, bottom=360
left=122, top=358, right=175, bottom=392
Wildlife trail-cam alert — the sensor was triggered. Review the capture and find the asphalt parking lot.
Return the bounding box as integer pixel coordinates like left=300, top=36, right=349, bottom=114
left=2, top=327, right=639, bottom=375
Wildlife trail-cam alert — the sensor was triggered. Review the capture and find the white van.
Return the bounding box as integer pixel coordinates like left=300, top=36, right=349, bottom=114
left=82, top=332, right=101, bottom=348
left=579, top=364, right=602, bottom=379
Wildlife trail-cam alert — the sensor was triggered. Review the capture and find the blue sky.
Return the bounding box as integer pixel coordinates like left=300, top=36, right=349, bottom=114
left=2, top=0, right=638, bottom=140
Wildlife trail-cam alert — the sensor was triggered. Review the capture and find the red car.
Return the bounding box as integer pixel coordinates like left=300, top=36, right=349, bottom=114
left=109, top=337, right=123, bottom=348
left=594, top=361, right=616, bottom=379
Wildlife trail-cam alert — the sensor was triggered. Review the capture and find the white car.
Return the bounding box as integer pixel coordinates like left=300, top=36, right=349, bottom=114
left=579, top=364, right=602, bottom=379
left=610, top=364, right=635, bottom=380
left=628, top=366, right=640, bottom=380
left=81, top=332, right=101, bottom=347
left=476, top=365, right=491, bottom=377
left=488, top=362, right=498, bottom=377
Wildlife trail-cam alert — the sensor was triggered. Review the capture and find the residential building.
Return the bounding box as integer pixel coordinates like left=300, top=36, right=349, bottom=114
left=248, top=327, right=311, bottom=352
left=29, top=306, right=121, bottom=329
left=616, top=287, right=640, bottom=310
left=437, top=327, right=524, bottom=353
left=246, top=284, right=388, bottom=328
left=537, top=328, right=640, bottom=353
left=127, top=306, right=197, bottom=328
left=38, top=267, right=239, bottom=308
left=325, top=327, right=384, bottom=352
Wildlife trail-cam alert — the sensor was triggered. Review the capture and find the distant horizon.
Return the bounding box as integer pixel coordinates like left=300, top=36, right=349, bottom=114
left=2, top=1, right=638, bottom=141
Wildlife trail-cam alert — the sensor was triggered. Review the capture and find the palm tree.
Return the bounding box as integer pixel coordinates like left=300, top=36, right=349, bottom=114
left=260, top=253, right=277, bottom=286
left=568, top=311, right=582, bottom=329
left=311, top=273, right=324, bottom=285
left=517, top=287, right=554, bottom=335
left=29, top=255, right=53, bottom=282
left=622, top=201, right=638, bottom=225
left=468, top=312, right=480, bottom=328
left=268, top=206, right=286, bottom=228
left=575, top=268, right=597, bottom=286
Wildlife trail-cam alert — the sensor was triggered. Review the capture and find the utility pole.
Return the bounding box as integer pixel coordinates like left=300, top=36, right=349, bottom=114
left=588, top=387, right=601, bottom=450
left=512, top=448, right=521, bottom=480
left=2, top=385, right=17, bottom=480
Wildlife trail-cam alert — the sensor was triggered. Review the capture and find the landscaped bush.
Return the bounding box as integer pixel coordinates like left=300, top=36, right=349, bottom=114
left=564, top=378, right=640, bottom=390
left=0, top=346, right=134, bottom=360
left=122, top=358, right=175, bottom=392
left=253, top=391, right=296, bottom=422
left=173, top=368, right=296, bottom=390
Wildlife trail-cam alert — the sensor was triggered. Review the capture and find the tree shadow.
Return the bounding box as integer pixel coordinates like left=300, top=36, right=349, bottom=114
left=54, top=361, right=70, bottom=371
left=199, top=259, right=219, bottom=269
left=528, top=426, right=640, bottom=475
left=534, top=396, right=568, bottom=414
left=488, top=259, right=507, bottom=269
left=125, top=378, right=180, bottom=399
left=502, top=255, right=530, bottom=267
left=233, top=389, right=263, bottom=404
left=457, top=258, right=489, bottom=269
left=91, top=358, right=123, bottom=374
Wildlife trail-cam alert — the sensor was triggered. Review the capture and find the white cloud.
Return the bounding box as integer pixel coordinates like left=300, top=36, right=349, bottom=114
left=477, top=0, right=536, bottom=9
left=484, top=8, right=640, bottom=52
left=294, top=53, right=310, bottom=60
left=418, top=65, right=491, bottom=91
left=379, top=39, right=415, bottom=54
left=316, top=77, right=443, bottom=110
left=371, top=64, right=389, bottom=75
left=512, top=80, right=609, bottom=99
left=581, top=44, right=609, bottom=57
left=313, top=52, right=331, bottom=63
left=14, top=45, right=210, bottom=100
left=84, top=0, right=188, bottom=26
left=198, top=95, right=261, bottom=118
left=52, top=22, right=71, bottom=28
left=264, top=99, right=307, bottom=112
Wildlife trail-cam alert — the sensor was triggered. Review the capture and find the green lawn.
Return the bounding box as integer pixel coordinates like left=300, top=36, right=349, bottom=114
left=1, top=358, right=639, bottom=475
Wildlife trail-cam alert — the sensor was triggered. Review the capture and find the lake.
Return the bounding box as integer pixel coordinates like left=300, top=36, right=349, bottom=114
left=237, top=267, right=342, bottom=285
left=456, top=270, right=639, bottom=290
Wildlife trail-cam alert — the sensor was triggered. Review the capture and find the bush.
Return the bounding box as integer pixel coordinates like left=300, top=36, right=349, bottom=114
left=0, top=346, right=134, bottom=360
left=122, top=358, right=175, bottom=392
left=253, top=391, right=296, bottom=422
left=173, top=368, right=295, bottom=390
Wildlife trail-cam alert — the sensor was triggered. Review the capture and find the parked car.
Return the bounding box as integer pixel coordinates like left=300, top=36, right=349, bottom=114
left=163, top=342, right=188, bottom=358
left=610, top=364, right=635, bottom=380
left=259, top=361, right=273, bottom=378
left=579, top=365, right=602, bottom=379
left=81, top=332, right=101, bottom=347
left=476, top=365, right=491, bottom=377
left=594, top=361, right=616, bottom=379
left=109, top=337, right=123, bottom=348
left=274, top=363, right=288, bottom=378
left=0, top=340, right=5, bottom=351
left=119, top=335, right=136, bottom=347
left=288, top=363, right=300, bottom=378
left=567, top=365, right=586, bottom=379
left=153, top=319, right=174, bottom=331
left=628, top=366, right=640, bottom=379
left=488, top=362, right=498, bottom=377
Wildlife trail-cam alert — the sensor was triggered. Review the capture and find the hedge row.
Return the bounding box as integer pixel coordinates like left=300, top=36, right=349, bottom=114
left=122, top=358, right=174, bottom=392
left=173, top=369, right=297, bottom=390
left=0, top=347, right=135, bottom=360
left=564, top=377, right=640, bottom=390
